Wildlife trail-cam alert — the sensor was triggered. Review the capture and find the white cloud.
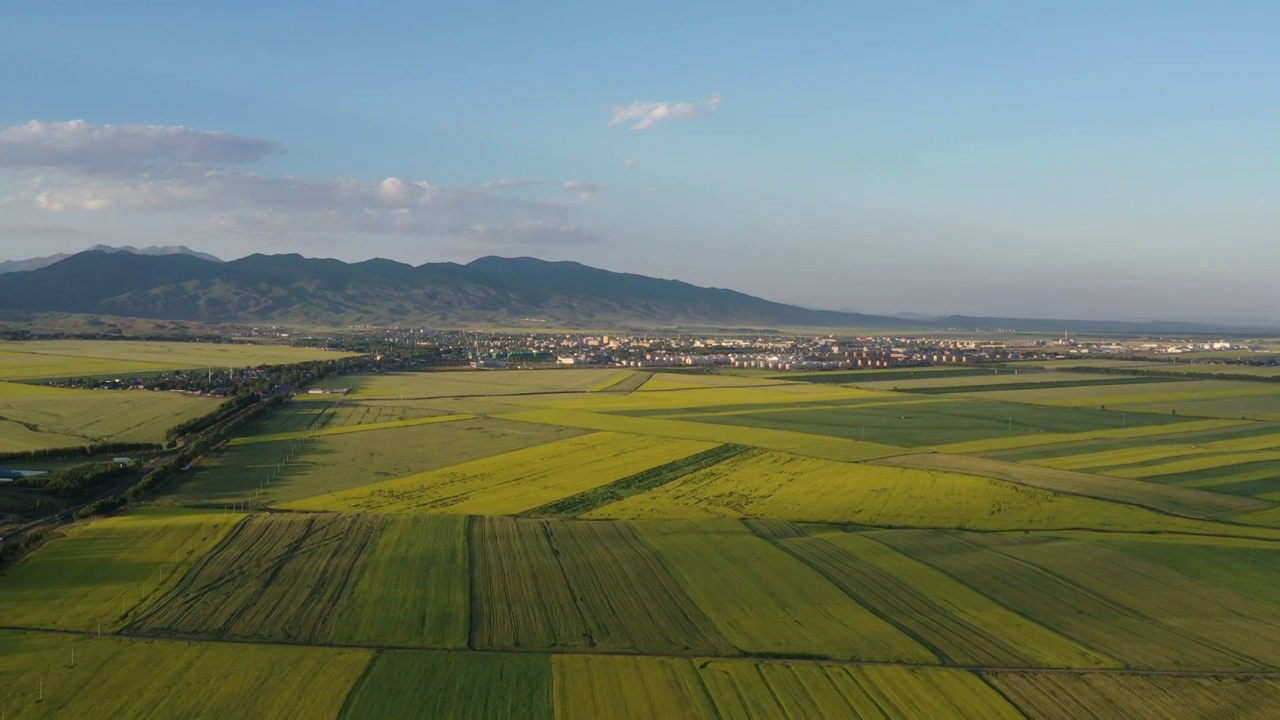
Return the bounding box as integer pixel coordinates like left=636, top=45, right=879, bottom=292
left=463, top=221, right=598, bottom=246
left=483, top=178, right=554, bottom=189
left=0, top=119, right=601, bottom=248
left=624, top=159, right=638, bottom=168
left=608, top=93, right=721, bottom=131
left=0, top=119, right=276, bottom=172
left=563, top=180, right=603, bottom=199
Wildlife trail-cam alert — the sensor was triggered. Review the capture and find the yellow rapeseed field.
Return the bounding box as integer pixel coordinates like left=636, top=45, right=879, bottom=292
left=500, top=408, right=904, bottom=462
left=283, top=432, right=715, bottom=514
left=590, top=449, right=1225, bottom=532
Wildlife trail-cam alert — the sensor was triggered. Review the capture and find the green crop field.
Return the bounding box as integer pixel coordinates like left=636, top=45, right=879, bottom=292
left=9, top=360, right=1280, bottom=717
left=0, top=381, right=215, bottom=452
left=470, top=517, right=735, bottom=655
left=340, top=651, right=551, bottom=719
left=132, top=513, right=384, bottom=642
left=0, top=631, right=370, bottom=720
left=0, top=507, right=242, bottom=630
left=163, top=417, right=586, bottom=507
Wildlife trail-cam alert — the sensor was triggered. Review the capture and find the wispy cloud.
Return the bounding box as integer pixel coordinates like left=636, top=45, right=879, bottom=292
left=562, top=180, right=603, bottom=199
left=0, top=120, right=600, bottom=248
left=608, top=93, right=721, bottom=131
left=0, top=120, right=276, bottom=172
left=484, top=177, right=604, bottom=200
left=483, top=178, right=555, bottom=189
left=463, top=220, right=598, bottom=246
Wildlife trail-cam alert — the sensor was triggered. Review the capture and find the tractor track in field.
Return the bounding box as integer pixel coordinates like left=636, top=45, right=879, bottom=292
left=4, top=624, right=1280, bottom=680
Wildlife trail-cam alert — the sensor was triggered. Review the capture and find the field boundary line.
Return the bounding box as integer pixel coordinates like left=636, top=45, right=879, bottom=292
left=3, top=624, right=1280, bottom=678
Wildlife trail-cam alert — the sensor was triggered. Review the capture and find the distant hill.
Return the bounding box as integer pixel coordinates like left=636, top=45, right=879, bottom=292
left=0, top=251, right=906, bottom=329
left=0, top=251, right=1270, bottom=333
left=0, top=245, right=222, bottom=274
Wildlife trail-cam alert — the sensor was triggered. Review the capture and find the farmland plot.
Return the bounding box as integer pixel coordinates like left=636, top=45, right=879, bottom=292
left=285, top=432, right=715, bottom=515
left=0, top=383, right=214, bottom=452
left=470, top=517, right=735, bottom=655
left=873, top=530, right=1280, bottom=670
left=590, top=449, right=1225, bottom=533
left=166, top=417, right=586, bottom=507
left=875, top=453, right=1269, bottom=519
left=683, top=398, right=1184, bottom=447
left=633, top=520, right=934, bottom=661
left=328, top=514, right=470, bottom=648
left=0, top=630, right=369, bottom=720
left=699, top=661, right=1023, bottom=720
left=775, top=531, right=1115, bottom=668
left=340, top=651, right=551, bottom=720
left=0, top=507, right=242, bottom=631
left=133, top=513, right=383, bottom=642
left=1096, top=535, right=1280, bottom=611
left=552, top=655, right=719, bottom=720
left=988, top=673, right=1280, bottom=720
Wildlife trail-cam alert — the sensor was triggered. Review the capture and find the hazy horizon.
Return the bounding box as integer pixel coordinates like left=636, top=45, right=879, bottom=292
left=3, top=4, right=1278, bottom=325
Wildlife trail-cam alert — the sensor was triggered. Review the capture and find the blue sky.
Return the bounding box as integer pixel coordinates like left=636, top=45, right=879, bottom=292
left=2, top=2, right=1277, bottom=323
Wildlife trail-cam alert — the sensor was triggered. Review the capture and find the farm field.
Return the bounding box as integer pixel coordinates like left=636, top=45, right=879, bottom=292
left=470, top=517, right=735, bottom=655
left=328, top=514, right=470, bottom=648
left=0, top=340, right=354, bottom=381
left=0, top=381, right=214, bottom=452
left=0, top=631, right=370, bottom=720
left=132, top=513, right=384, bottom=642
left=0, top=507, right=242, bottom=631
left=588, top=448, right=1247, bottom=533
left=340, top=651, right=551, bottom=719
left=632, top=520, right=935, bottom=662
left=9, top=363, right=1280, bottom=716
left=162, top=417, right=585, bottom=507
left=283, top=431, right=715, bottom=514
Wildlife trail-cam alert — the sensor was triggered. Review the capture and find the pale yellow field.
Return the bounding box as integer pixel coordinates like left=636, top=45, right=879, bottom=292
left=589, top=449, right=1229, bottom=532
left=501, top=408, right=903, bottom=462
left=283, top=432, right=715, bottom=514
left=0, top=507, right=244, bottom=631
left=926, top=418, right=1246, bottom=454
left=0, top=631, right=369, bottom=720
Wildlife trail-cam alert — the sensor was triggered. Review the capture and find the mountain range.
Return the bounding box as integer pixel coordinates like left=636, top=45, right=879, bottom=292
left=0, top=245, right=222, bottom=275
left=0, top=249, right=1270, bottom=333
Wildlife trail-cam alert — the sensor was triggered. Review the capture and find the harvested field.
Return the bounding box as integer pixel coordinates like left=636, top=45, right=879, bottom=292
left=470, top=517, right=735, bottom=655
left=133, top=513, right=383, bottom=642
